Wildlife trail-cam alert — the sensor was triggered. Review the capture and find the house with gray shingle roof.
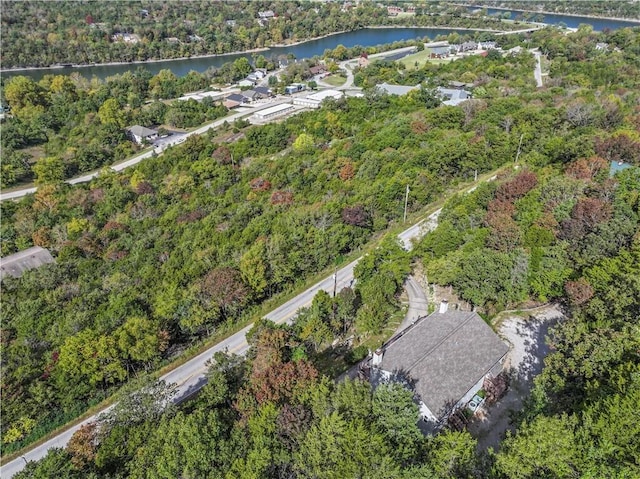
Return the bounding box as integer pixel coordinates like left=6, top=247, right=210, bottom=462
left=376, top=82, right=419, bottom=96
left=370, top=301, right=508, bottom=429
left=1, top=246, right=55, bottom=280
left=126, top=125, right=158, bottom=145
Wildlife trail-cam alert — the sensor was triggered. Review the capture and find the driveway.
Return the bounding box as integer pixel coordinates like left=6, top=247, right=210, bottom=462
left=467, top=305, right=563, bottom=450
left=397, top=276, right=429, bottom=333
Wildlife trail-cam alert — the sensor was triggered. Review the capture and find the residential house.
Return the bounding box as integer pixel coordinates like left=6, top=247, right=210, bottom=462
left=238, top=79, right=255, bottom=88
left=478, top=41, right=497, bottom=50
left=242, top=90, right=263, bottom=102
left=126, top=125, right=158, bottom=145
left=258, top=10, right=275, bottom=19
left=225, top=19, right=236, bottom=27
left=111, top=33, right=141, bottom=44
left=430, top=46, right=450, bottom=59
left=370, top=301, right=509, bottom=429
left=437, top=86, right=471, bottom=106
left=452, top=41, right=477, bottom=53
left=376, top=82, right=419, bottom=96
left=253, top=86, right=273, bottom=97
left=1, top=246, right=55, bottom=280
left=223, top=99, right=241, bottom=109
left=358, top=52, right=370, bottom=68
left=387, top=5, right=403, bottom=16
left=595, top=42, right=609, bottom=52
left=309, top=65, right=326, bottom=76
left=226, top=93, right=250, bottom=104
left=285, top=83, right=306, bottom=95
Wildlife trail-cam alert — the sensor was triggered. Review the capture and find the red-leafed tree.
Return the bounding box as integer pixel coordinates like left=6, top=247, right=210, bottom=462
left=201, top=267, right=249, bottom=316
left=338, top=161, right=356, bottom=181
left=561, top=197, right=612, bottom=239
left=565, top=156, right=608, bottom=181
left=341, top=205, right=371, bottom=228
left=485, top=210, right=522, bottom=252
left=564, top=278, right=594, bottom=306
left=595, top=133, right=640, bottom=165
left=212, top=145, right=232, bottom=165
left=270, top=190, right=294, bottom=205
left=496, top=170, right=538, bottom=202
left=249, top=177, right=271, bottom=191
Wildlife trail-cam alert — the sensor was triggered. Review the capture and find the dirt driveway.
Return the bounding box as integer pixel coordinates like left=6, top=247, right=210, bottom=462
left=467, top=304, right=564, bottom=451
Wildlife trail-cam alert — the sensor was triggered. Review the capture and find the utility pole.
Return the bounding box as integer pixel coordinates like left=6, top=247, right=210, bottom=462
left=515, top=133, right=524, bottom=164
left=403, top=184, right=410, bottom=223
left=332, top=269, right=338, bottom=298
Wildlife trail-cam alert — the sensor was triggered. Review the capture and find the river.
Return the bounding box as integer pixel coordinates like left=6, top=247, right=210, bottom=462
left=4, top=11, right=639, bottom=82
left=3, top=28, right=480, bottom=82
left=468, top=6, right=640, bottom=30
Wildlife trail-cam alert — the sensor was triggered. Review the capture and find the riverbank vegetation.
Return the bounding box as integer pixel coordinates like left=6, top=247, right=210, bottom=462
left=458, top=0, right=640, bottom=20
left=1, top=0, right=529, bottom=69
left=3, top=25, right=640, bottom=476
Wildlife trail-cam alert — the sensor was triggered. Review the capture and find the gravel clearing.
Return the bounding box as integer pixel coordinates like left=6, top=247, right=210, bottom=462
left=467, top=304, right=564, bottom=451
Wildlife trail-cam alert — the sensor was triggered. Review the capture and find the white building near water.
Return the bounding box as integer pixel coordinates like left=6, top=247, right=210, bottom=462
left=252, top=103, right=295, bottom=122
left=293, top=89, right=343, bottom=109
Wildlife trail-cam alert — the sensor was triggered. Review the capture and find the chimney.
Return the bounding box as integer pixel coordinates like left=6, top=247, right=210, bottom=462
left=372, top=349, right=383, bottom=367
left=439, top=300, right=449, bottom=314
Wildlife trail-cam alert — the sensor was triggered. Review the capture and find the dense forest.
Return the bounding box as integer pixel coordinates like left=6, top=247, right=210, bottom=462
left=458, top=0, right=640, bottom=20
left=1, top=0, right=526, bottom=69
left=2, top=24, right=640, bottom=478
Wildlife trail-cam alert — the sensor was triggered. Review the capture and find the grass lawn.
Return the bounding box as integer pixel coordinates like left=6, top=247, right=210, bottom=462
left=399, top=49, right=455, bottom=70
left=322, top=74, right=347, bottom=87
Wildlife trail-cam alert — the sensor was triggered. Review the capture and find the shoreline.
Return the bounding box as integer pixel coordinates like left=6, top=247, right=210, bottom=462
left=270, top=29, right=350, bottom=48
left=0, top=47, right=271, bottom=74
left=0, top=23, right=527, bottom=73
left=463, top=4, right=640, bottom=24
left=366, top=25, right=505, bottom=33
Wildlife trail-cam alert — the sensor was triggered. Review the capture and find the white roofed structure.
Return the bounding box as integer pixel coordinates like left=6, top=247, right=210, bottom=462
left=1, top=246, right=55, bottom=280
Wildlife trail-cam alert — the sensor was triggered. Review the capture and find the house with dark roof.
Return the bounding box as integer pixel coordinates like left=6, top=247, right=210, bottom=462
left=253, top=86, right=273, bottom=97
left=370, top=301, right=508, bottom=429
left=1, top=246, right=55, bottom=280
left=226, top=93, right=249, bottom=104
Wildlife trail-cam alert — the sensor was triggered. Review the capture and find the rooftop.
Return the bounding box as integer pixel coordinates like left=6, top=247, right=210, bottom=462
left=376, top=82, right=419, bottom=96
left=1, top=246, right=55, bottom=280
left=378, top=309, right=509, bottom=418
left=127, top=125, right=157, bottom=137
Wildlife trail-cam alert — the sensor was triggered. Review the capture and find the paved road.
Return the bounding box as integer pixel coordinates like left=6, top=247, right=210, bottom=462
left=0, top=100, right=293, bottom=202
left=0, top=203, right=442, bottom=477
